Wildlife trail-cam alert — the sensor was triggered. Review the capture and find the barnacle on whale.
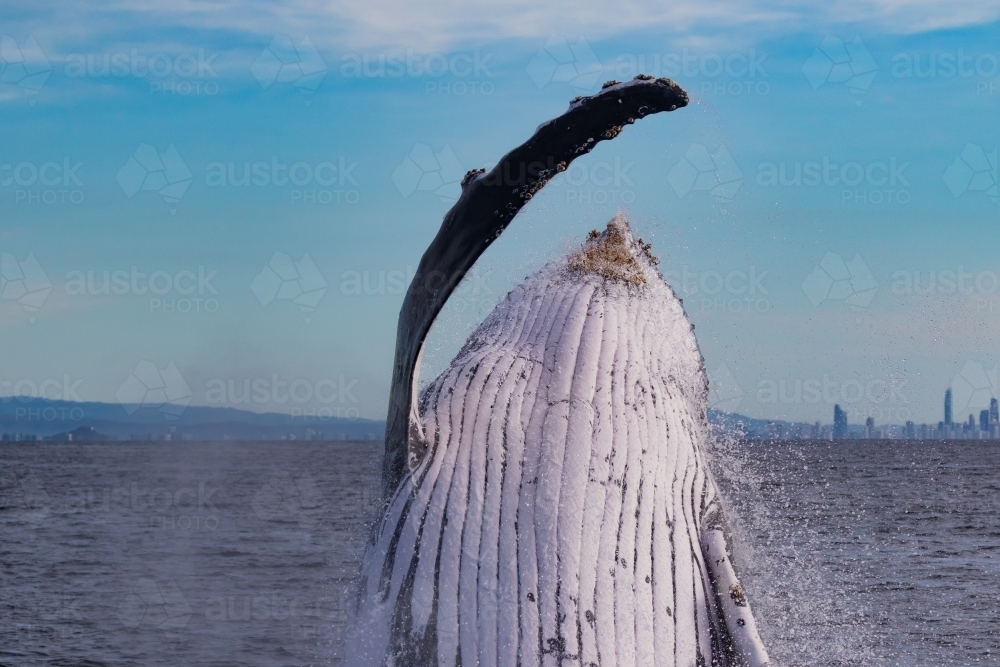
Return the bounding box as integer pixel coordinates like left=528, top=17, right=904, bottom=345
left=566, top=214, right=647, bottom=285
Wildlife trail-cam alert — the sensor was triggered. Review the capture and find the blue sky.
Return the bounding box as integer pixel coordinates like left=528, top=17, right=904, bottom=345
left=1, top=0, right=999, bottom=427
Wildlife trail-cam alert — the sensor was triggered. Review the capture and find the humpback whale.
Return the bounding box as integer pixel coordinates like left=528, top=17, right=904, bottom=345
left=349, top=77, right=768, bottom=667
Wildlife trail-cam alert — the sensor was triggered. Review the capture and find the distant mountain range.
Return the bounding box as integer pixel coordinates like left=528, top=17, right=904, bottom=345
left=0, top=397, right=870, bottom=442
left=0, top=398, right=384, bottom=441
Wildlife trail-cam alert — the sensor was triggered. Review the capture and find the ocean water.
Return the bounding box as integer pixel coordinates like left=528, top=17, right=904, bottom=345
left=712, top=439, right=1000, bottom=667
left=1, top=439, right=998, bottom=666
left=0, top=441, right=383, bottom=667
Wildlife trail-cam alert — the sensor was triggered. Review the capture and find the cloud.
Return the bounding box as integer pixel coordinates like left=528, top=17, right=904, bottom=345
left=6, top=0, right=999, bottom=55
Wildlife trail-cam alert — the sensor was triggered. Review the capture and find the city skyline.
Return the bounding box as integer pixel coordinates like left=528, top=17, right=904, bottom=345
left=745, top=385, right=1000, bottom=440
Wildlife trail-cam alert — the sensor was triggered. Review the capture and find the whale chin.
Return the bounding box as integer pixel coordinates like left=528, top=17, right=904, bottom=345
left=348, top=216, right=763, bottom=667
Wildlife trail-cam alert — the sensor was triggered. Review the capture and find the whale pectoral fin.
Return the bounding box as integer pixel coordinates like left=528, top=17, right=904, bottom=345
left=406, top=402, right=427, bottom=470
left=702, top=528, right=770, bottom=667
left=382, top=76, right=689, bottom=494
left=405, top=346, right=428, bottom=471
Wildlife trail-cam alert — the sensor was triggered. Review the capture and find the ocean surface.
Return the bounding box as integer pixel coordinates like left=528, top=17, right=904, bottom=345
left=1, top=439, right=997, bottom=666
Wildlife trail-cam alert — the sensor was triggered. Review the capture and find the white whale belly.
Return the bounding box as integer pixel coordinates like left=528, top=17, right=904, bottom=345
left=350, top=220, right=734, bottom=667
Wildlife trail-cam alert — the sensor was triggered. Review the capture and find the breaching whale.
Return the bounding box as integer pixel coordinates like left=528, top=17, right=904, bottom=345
left=349, top=77, right=768, bottom=667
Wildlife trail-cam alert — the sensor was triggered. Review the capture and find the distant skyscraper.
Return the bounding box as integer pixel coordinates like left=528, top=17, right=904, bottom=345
left=864, top=416, right=874, bottom=439
left=905, top=421, right=915, bottom=439
left=833, top=404, right=848, bottom=440
left=991, top=398, right=999, bottom=424
left=981, top=410, right=990, bottom=432
left=945, top=388, right=953, bottom=426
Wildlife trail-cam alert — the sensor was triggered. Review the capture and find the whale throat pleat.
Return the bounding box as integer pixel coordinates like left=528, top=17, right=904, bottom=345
left=351, top=219, right=747, bottom=667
